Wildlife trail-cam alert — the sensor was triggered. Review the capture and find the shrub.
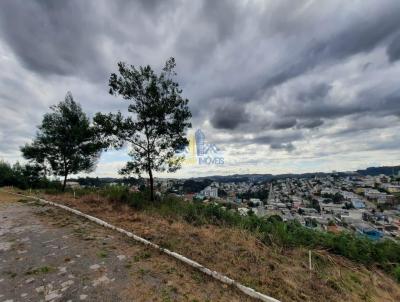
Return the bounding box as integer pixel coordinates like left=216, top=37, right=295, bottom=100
left=45, top=187, right=400, bottom=281
left=153, top=198, right=400, bottom=280
left=393, top=266, right=400, bottom=282
left=100, top=185, right=148, bottom=209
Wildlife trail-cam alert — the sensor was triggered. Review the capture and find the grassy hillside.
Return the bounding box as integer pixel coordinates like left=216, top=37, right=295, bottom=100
left=9, top=187, right=400, bottom=301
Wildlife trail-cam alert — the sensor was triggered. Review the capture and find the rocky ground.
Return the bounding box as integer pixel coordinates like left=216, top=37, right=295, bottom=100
left=0, top=192, right=254, bottom=302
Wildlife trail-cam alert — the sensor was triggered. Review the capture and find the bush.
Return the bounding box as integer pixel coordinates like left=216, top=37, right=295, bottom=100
left=144, top=197, right=400, bottom=280
left=393, top=266, right=400, bottom=282
left=38, top=186, right=400, bottom=281
left=100, top=185, right=148, bottom=210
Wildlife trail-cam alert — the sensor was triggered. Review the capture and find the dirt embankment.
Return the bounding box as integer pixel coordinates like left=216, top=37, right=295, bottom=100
left=15, top=191, right=400, bottom=301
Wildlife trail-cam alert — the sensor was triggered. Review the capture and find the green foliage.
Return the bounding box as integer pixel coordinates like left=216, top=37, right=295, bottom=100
left=237, top=189, right=269, bottom=200
left=100, top=185, right=148, bottom=210
left=21, top=92, right=104, bottom=191
left=94, top=58, right=192, bottom=201
left=110, top=193, right=400, bottom=280
left=25, top=266, right=54, bottom=275
left=0, top=160, right=56, bottom=190
left=182, top=179, right=212, bottom=194
left=322, top=192, right=344, bottom=203
left=0, top=161, right=14, bottom=186
left=310, top=198, right=321, bottom=213
left=393, top=265, right=400, bottom=282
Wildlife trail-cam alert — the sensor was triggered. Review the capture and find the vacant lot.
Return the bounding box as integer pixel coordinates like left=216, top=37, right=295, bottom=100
left=21, top=189, right=400, bottom=302
left=0, top=191, right=255, bottom=301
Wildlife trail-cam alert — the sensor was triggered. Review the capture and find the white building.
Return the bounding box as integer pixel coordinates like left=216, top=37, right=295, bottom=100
left=200, top=186, right=218, bottom=198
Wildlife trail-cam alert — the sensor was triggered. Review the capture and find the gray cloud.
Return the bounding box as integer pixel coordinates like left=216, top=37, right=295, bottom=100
left=272, top=118, right=297, bottom=130
left=0, top=1, right=108, bottom=80
left=247, top=132, right=303, bottom=148
left=387, top=33, right=400, bottom=62
left=270, top=143, right=295, bottom=152
left=298, top=83, right=332, bottom=103
left=1, top=0, right=400, bottom=175
left=211, top=104, right=249, bottom=130
left=296, top=119, right=324, bottom=129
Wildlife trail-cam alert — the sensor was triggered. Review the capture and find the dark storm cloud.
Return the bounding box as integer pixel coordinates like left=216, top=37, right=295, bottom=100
left=0, top=0, right=179, bottom=81
left=0, top=1, right=108, bottom=80
left=211, top=105, right=249, bottom=130
left=272, top=118, right=297, bottom=130
left=1, top=0, right=400, bottom=165
left=296, top=119, right=324, bottom=129
left=216, top=1, right=400, bottom=105
left=356, top=87, right=400, bottom=118
left=270, top=143, right=295, bottom=152
left=309, top=11, right=400, bottom=60
left=297, top=83, right=332, bottom=103
left=201, top=0, right=239, bottom=40
left=210, top=130, right=301, bottom=154
left=251, top=132, right=303, bottom=145
left=387, top=33, right=400, bottom=62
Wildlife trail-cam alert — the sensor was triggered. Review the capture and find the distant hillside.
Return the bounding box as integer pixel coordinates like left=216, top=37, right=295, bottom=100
left=195, top=165, right=400, bottom=182
left=356, top=165, right=400, bottom=176
left=71, top=165, right=400, bottom=185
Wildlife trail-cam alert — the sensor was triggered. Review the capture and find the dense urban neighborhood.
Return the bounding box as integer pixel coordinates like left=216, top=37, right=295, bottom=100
left=136, top=172, right=400, bottom=242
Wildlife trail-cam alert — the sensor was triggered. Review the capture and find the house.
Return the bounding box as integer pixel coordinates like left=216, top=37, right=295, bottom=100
left=381, top=184, right=400, bottom=193
left=353, top=223, right=383, bottom=240
left=364, top=188, right=390, bottom=202
left=351, top=199, right=366, bottom=209
left=249, top=198, right=262, bottom=206
left=200, top=186, right=218, bottom=198
left=66, top=181, right=80, bottom=189
left=319, top=201, right=344, bottom=212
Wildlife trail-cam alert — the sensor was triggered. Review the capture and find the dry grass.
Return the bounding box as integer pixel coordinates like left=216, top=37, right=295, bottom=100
left=0, top=190, right=25, bottom=203
left=7, top=189, right=400, bottom=302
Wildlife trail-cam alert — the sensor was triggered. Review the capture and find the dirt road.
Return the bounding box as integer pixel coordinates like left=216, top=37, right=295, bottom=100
left=0, top=192, right=253, bottom=302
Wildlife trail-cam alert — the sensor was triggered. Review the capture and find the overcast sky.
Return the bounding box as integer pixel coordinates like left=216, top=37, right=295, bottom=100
left=1, top=0, right=400, bottom=178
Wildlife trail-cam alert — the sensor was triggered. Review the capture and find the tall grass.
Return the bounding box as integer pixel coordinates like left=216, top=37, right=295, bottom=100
left=140, top=194, right=400, bottom=280
left=99, top=185, right=149, bottom=210
left=43, top=186, right=400, bottom=280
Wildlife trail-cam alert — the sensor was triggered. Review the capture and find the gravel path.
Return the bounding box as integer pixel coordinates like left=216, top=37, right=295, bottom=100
left=0, top=194, right=253, bottom=302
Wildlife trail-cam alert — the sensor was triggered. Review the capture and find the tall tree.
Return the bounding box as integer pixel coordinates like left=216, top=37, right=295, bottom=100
left=94, top=58, right=192, bottom=201
left=21, top=92, right=104, bottom=191
left=0, top=161, right=14, bottom=187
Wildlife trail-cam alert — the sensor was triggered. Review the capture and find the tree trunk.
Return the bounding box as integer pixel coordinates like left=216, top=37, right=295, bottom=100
left=148, top=168, right=154, bottom=202
left=62, top=173, right=68, bottom=192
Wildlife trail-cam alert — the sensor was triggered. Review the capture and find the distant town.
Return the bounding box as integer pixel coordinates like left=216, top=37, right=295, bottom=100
left=67, top=166, right=400, bottom=242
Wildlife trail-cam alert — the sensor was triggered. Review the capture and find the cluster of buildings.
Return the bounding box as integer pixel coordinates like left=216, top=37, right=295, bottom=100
left=86, top=172, right=399, bottom=242
left=158, top=174, right=400, bottom=241
left=258, top=174, right=400, bottom=240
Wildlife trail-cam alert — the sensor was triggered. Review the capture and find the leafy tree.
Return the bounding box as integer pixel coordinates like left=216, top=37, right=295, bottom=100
left=0, top=160, right=50, bottom=189
left=21, top=92, right=104, bottom=191
left=0, top=161, right=15, bottom=186
left=333, top=192, right=344, bottom=203
left=94, top=58, right=192, bottom=201
left=182, top=179, right=212, bottom=193
left=237, top=189, right=269, bottom=200
left=21, top=164, right=46, bottom=188
left=310, top=198, right=321, bottom=213
left=11, top=162, right=26, bottom=188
